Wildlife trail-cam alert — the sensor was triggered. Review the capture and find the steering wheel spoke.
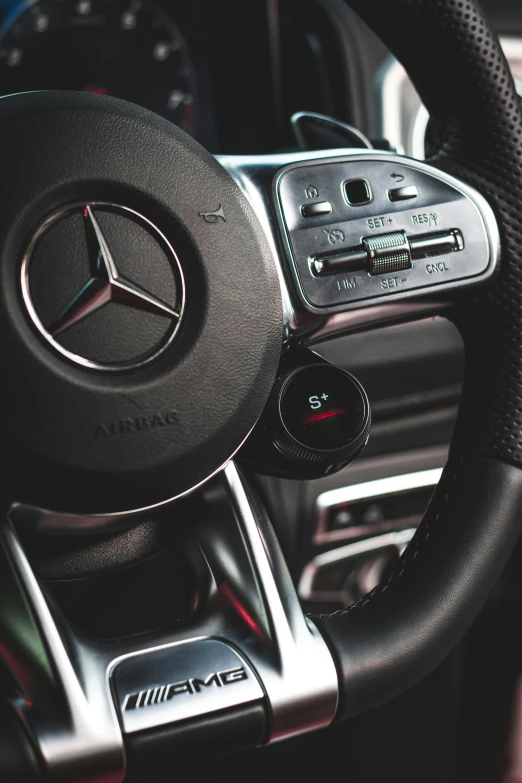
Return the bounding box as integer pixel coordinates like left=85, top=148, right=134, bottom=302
left=219, top=148, right=500, bottom=347
left=0, top=463, right=337, bottom=781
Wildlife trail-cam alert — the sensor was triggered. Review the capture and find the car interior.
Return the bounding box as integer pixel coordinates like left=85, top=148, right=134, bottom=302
left=2, top=0, right=522, bottom=781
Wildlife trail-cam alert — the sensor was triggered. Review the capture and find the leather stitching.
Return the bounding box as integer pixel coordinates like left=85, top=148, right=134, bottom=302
left=310, top=0, right=522, bottom=620
left=311, top=457, right=464, bottom=619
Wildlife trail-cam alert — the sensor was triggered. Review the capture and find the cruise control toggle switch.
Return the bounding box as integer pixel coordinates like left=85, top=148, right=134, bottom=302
left=312, top=228, right=464, bottom=278
left=362, top=231, right=411, bottom=275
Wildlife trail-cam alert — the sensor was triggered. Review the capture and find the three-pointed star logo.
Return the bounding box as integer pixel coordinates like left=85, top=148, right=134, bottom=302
left=49, top=205, right=180, bottom=337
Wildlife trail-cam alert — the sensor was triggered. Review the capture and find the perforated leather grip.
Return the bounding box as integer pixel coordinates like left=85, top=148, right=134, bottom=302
left=313, top=0, right=522, bottom=720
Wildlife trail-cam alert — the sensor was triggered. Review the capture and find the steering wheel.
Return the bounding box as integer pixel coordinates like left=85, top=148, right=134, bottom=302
left=1, top=0, right=521, bottom=780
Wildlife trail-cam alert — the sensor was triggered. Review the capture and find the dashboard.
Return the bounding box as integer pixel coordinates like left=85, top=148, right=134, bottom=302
left=0, top=0, right=214, bottom=141
left=1, top=0, right=520, bottom=160
left=0, top=1, right=195, bottom=124
left=0, top=0, right=359, bottom=154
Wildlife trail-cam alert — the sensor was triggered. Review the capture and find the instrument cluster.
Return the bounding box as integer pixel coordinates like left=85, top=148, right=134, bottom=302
left=0, top=1, right=198, bottom=132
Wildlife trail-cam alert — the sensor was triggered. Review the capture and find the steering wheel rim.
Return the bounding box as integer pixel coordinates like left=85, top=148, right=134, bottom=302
left=312, top=0, right=522, bottom=719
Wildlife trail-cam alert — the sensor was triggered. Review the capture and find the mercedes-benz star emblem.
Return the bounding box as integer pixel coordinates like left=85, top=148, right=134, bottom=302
left=21, top=203, right=185, bottom=371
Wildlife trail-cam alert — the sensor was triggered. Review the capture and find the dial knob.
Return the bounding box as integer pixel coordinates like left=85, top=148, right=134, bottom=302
left=268, top=364, right=371, bottom=467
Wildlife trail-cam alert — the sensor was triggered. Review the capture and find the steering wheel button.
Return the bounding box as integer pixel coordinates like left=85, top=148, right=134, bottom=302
left=312, top=248, right=368, bottom=277
left=344, top=178, right=372, bottom=206
left=276, top=156, right=496, bottom=309
left=301, top=201, right=333, bottom=218
left=410, top=229, right=464, bottom=258
left=267, top=364, right=371, bottom=467
left=362, top=231, right=412, bottom=275
left=388, top=185, right=418, bottom=202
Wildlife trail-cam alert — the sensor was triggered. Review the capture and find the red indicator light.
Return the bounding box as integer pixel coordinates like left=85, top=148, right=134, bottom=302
left=301, top=407, right=349, bottom=424
left=183, top=102, right=194, bottom=129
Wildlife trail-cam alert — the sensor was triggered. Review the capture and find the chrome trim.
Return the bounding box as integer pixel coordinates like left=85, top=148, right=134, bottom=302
left=314, top=467, right=443, bottom=545
left=303, top=299, right=451, bottom=346
left=318, top=467, right=443, bottom=506
left=219, top=148, right=417, bottom=340
left=411, top=104, right=429, bottom=162
left=0, top=516, right=125, bottom=783
left=272, top=152, right=500, bottom=316
left=21, top=203, right=185, bottom=372
left=378, top=36, right=522, bottom=159
left=8, top=422, right=257, bottom=534
left=299, top=528, right=416, bottom=602
left=291, top=110, right=374, bottom=150
left=221, top=148, right=499, bottom=325
left=109, top=638, right=263, bottom=735
left=222, top=462, right=338, bottom=740
left=3, top=460, right=338, bottom=778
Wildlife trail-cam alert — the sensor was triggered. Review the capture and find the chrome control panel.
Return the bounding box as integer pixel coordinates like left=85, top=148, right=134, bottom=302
left=312, top=228, right=464, bottom=278
left=276, top=156, right=499, bottom=311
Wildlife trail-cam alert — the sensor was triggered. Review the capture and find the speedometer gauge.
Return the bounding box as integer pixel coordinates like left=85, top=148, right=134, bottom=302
left=0, top=0, right=196, bottom=131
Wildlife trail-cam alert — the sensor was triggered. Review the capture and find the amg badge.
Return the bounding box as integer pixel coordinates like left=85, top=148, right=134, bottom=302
left=122, top=666, right=247, bottom=711
left=112, top=639, right=264, bottom=733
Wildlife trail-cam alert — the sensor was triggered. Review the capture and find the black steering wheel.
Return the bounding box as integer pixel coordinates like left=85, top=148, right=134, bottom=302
left=1, top=1, right=522, bottom=780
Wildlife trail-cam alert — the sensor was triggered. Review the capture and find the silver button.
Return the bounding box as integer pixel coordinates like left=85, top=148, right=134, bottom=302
left=301, top=201, right=333, bottom=218
left=388, top=185, right=418, bottom=202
